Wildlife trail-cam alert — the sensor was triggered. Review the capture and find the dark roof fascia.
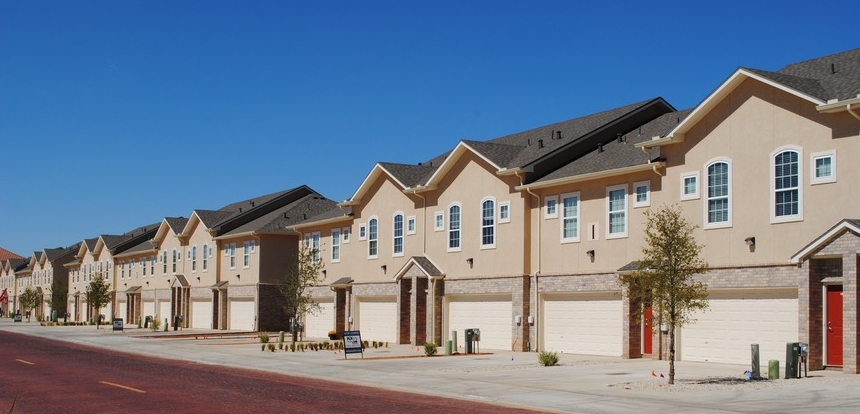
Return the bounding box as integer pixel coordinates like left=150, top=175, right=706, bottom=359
left=522, top=97, right=675, bottom=182
left=111, top=224, right=160, bottom=256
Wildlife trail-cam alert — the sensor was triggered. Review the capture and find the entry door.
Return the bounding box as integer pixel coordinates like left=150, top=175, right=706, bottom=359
left=826, top=285, right=843, bottom=366
left=643, top=306, right=653, bottom=355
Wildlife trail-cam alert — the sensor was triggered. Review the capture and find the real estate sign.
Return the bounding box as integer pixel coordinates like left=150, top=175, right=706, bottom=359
left=343, top=330, right=363, bottom=359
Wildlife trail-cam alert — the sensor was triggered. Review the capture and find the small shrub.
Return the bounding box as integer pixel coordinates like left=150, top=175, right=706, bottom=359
left=150, top=318, right=161, bottom=332
left=290, top=343, right=296, bottom=352
left=423, top=343, right=438, bottom=356
left=278, top=343, right=284, bottom=350
left=268, top=343, right=276, bottom=352
left=259, top=332, right=270, bottom=343
left=538, top=350, right=559, bottom=367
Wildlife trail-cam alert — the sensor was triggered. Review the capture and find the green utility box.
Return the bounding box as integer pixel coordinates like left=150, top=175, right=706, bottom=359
left=785, top=342, right=800, bottom=379
left=768, top=360, right=779, bottom=380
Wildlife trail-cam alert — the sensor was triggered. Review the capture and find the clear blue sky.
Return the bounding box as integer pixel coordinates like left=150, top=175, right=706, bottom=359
left=1, top=0, right=858, bottom=257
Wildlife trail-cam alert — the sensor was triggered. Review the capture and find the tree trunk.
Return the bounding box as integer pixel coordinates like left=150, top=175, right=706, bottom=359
left=668, top=321, right=676, bottom=384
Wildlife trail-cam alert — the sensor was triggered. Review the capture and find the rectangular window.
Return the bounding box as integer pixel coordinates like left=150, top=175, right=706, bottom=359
left=811, top=150, right=836, bottom=184
left=141, top=258, right=147, bottom=276
left=434, top=212, right=444, bottom=231
left=368, top=219, right=378, bottom=258
left=448, top=205, right=461, bottom=251
left=359, top=223, right=367, bottom=240
left=229, top=243, right=236, bottom=269
left=342, top=228, right=350, bottom=243
left=707, top=161, right=731, bottom=226
left=243, top=241, right=251, bottom=268
left=499, top=201, right=510, bottom=223
left=120, top=262, right=125, bottom=279
left=481, top=199, right=495, bottom=248
left=162, top=251, right=167, bottom=274
left=202, top=245, right=209, bottom=271
left=150, top=256, right=155, bottom=275
left=406, top=216, right=416, bottom=235
left=561, top=192, right=580, bottom=242
left=332, top=229, right=341, bottom=262
left=680, top=172, right=699, bottom=200
left=250, top=240, right=256, bottom=253
left=607, top=185, right=627, bottom=238
left=191, top=245, right=197, bottom=272
left=544, top=196, right=558, bottom=219
left=312, top=233, right=321, bottom=262
left=633, top=181, right=650, bottom=208
left=172, top=249, right=178, bottom=273
left=393, top=214, right=404, bottom=256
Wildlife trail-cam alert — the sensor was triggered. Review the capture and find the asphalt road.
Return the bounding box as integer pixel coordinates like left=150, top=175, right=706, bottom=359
left=0, top=331, right=548, bottom=413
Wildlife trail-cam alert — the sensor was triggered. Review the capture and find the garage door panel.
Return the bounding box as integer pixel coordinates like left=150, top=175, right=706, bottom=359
left=542, top=294, right=622, bottom=356
left=230, top=300, right=256, bottom=331
left=448, top=296, right=512, bottom=351
left=192, top=300, right=213, bottom=329
left=681, top=289, right=798, bottom=365
left=357, top=298, right=396, bottom=343
left=304, top=301, right=334, bottom=338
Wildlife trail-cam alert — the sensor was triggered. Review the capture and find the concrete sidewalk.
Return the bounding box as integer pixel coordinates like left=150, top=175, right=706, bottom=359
left=3, top=320, right=860, bottom=413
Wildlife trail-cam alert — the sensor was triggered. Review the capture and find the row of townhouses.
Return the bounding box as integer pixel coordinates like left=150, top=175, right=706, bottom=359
left=3, top=47, right=860, bottom=373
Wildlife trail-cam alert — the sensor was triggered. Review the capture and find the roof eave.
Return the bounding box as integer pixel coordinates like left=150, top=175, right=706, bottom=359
left=816, top=96, right=860, bottom=114
left=515, top=162, right=666, bottom=191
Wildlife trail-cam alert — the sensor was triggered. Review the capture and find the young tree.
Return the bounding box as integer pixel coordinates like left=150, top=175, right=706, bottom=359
left=620, top=204, right=709, bottom=384
left=279, top=243, right=325, bottom=343
left=85, top=274, right=112, bottom=329
left=18, top=287, right=41, bottom=323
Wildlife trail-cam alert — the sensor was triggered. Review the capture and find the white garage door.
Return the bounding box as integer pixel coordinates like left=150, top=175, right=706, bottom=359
left=230, top=300, right=256, bottom=331
left=191, top=300, right=213, bottom=329
left=542, top=293, right=623, bottom=356
left=357, top=298, right=396, bottom=343
left=116, top=301, right=127, bottom=323
left=158, top=301, right=171, bottom=325
left=143, top=301, right=155, bottom=319
left=304, top=301, right=334, bottom=339
left=680, top=289, right=799, bottom=365
left=448, top=295, right=512, bottom=351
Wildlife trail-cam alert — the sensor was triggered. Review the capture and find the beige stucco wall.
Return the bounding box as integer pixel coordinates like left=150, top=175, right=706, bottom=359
left=660, top=78, right=860, bottom=266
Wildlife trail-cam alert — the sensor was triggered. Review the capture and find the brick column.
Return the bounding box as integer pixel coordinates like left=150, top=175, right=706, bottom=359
left=848, top=254, right=860, bottom=374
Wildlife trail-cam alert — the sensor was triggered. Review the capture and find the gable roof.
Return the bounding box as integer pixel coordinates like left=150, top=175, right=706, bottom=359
left=0, top=247, right=23, bottom=261
left=645, top=47, right=860, bottom=147
left=790, top=219, right=860, bottom=264
left=217, top=194, right=340, bottom=238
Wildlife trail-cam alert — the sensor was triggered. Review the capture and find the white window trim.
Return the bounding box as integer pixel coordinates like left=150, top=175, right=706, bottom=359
left=250, top=240, right=256, bottom=253
left=447, top=203, right=462, bottom=252
left=703, top=158, right=733, bottom=230
left=406, top=215, right=417, bottom=235
left=367, top=216, right=379, bottom=259
left=393, top=212, right=405, bottom=257
left=498, top=201, right=511, bottom=224
left=606, top=184, right=628, bottom=239
left=810, top=150, right=836, bottom=185
left=243, top=241, right=251, bottom=269
left=342, top=227, right=350, bottom=243
left=434, top=211, right=444, bottom=231
left=544, top=195, right=559, bottom=219
left=771, top=145, right=804, bottom=224
left=560, top=192, right=581, bottom=243
left=680, top=172, right=700, bottom=201
left=633, top=181, right=650, bottom=208
left=331, top=229, right=341, bottom=263
left=480, top=197, right=496, bottom=249
left=358, top=223, right=367, bottom=240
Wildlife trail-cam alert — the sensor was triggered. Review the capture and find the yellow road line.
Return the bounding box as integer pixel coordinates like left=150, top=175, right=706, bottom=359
left=15, top=359, right=34, bottom=365
left=100, top=381, right=146, bottom=394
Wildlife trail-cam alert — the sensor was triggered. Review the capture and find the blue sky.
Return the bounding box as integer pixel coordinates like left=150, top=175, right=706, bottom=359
left=1, top=0, right=858, bottom=257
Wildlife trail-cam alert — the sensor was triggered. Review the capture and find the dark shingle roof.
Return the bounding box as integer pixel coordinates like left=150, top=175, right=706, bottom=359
left=219, top=193, right=339, bottom=236
left=377, top=163, right=438, bottom=188
left=748, top=47, right=860, bottom=102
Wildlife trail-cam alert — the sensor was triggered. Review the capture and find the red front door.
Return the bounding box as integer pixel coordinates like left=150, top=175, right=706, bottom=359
left=643, top=305, right=653, bottom=355
left=826, top=285, right=843, bottom=366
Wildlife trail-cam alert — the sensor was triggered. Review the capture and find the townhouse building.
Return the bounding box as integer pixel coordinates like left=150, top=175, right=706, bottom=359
left=1, top=256, right=27, bottom=316
left=295, top=47, right=860, bottom=374
left=28, top=244, right=79, bottom=320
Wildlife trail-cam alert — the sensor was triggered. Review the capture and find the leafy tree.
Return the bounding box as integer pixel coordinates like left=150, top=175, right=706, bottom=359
left=279, top=243, right=325, bottom=343
left=85, top=274, right=112, bottom=329
left=620, top=204, right=709, bottom=384
left=18, top=287, right=41, bottom=322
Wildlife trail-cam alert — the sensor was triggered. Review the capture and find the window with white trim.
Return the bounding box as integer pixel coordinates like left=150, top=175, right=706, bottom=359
left=393, top=213, right=404, bottom=256
left=448, top=204, right=461, bottom=251
left=191, top=245, right=198, bottom=272
left=120, top=261, right=125, bottom=279
left=331, top=229, right=341, bottom=262
left=561, top=192, right=580, bottom=242
left=342, top=228, right=350, bottom=243
left=367, top=218, right=378, bottom=258
left=811, top=150, right=836, bottom=185
left=680, top=172, right=699, bottom=200
left=772, top=147, right=802, bottom=222
left=202, top=244, right=209, bottom=271
left=407, top=216, right=416, bottom=235
left=311, top=233, right=321, bottom=262
left=544, top=196, right=558, bottom=219
left=606, top=184, right=627, bottom=238
left=172, top=248, right=178, bottom=273
left=359, top=223, right=367, bottom=240
left=706, top=160, right=731, bottom=227
left=150, top=256, right=155, bottom=275
left=228, top=243, right=236, bottom=269
left=243, top=241, right=251, bottom=268
left=141, top=258, right=147, bottom=276
left=162, top=250, right=167, bottom=274
left=633, top=181, right=650, bottom=208
left=481, top=198, right=495, bottom=248
left=434, top=211, right=444, bottom=231
left=499, top=201, right=510, bottom=223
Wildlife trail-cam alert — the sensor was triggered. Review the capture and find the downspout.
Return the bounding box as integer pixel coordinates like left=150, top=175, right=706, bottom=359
left=516, top=170, right=541, bottom=352
left=641, top=144, right=664, bottom=176
left=847, top=103, right=860, bottom=121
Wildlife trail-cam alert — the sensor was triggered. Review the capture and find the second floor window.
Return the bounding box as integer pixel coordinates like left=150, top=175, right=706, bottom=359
left=707, top=161, right=730, bottom=225
left=368, top=218, right=378, bottom=258
left=607, top=185, right=627, bottom=237
left=202, top=244, right=209, bottom=271
left=448, top=204, right=461, bottom=251
left=481, top=199, right=495, bottom=247
left=774, top=149, right=800, bottom=220
left=393, top=214, right=404, bottom=255
left=243, top=241, right=251, bottom=268
left=192, top=245, right=198, bottom=271
left=562, top=193, right=579, bottom=241
left=332, top=229, right=341, bottom=262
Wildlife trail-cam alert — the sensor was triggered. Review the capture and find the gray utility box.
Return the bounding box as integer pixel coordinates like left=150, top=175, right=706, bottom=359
left=785, top=342, right=801, bottom=379
left=464, top=328, right=481, bottom=354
